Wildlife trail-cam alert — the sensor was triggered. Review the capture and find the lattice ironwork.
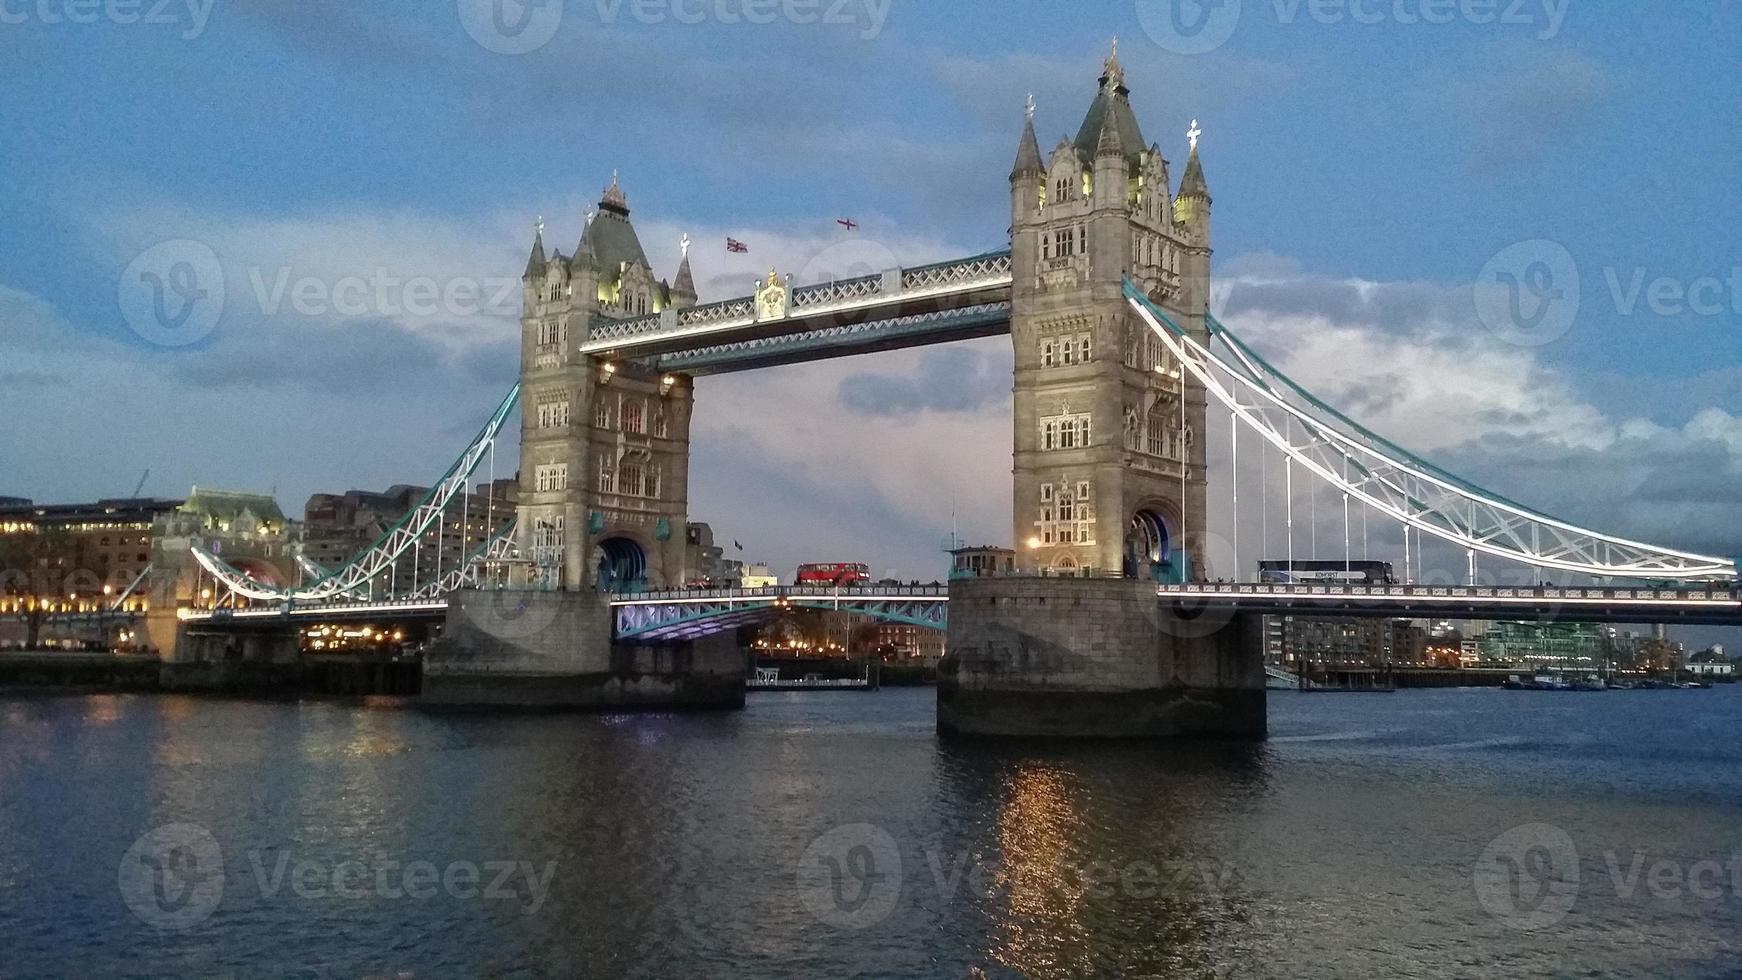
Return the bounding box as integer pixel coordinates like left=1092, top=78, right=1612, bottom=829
left=406, top=520, right=519, bottom=600
left=579, top=250, right=1013, bottom=354
left=1126, top=282, right=1737, bottom=581
left=191, top=385, right=522, bottom=601
left=614, top=585, right=948, bottom=640
left=654, top=303, right=1012, bottom=373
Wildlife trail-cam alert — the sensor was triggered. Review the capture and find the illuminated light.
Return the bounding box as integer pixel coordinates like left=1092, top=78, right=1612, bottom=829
left=1026, top=536, right=1043, bottom=550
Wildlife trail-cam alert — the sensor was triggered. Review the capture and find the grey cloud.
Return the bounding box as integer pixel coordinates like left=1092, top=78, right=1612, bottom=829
left=837, top=347, right=1008, bottom=417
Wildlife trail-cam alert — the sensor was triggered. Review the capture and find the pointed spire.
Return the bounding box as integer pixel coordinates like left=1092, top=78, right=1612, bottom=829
left=600, top=169, right=628, bottom=214
left=672, top=233, right=696, bottom=299
left=522, top=216, right=546, bottom=280
left=1099, top=36, right=1125, bottom=92
left=1011, top=96, right=1043, bottom=178
left=1096, top=107, right=1125, bottom=159
left=1180, top=119, right=1210, bottom=202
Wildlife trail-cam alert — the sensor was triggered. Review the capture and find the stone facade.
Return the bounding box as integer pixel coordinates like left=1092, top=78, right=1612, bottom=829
left=1008, top=47, right=1212, bottom=581
left=517, top=175, right=699, bottom=592
left=938, top=576, right=1265, bottom=738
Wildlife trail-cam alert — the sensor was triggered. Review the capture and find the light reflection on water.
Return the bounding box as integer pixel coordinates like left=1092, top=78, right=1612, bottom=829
left=0, top=688, right=1737, bottom=978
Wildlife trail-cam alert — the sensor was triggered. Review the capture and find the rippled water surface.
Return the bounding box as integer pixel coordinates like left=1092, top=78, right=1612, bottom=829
left=1, top=686, right=1739, bottom=978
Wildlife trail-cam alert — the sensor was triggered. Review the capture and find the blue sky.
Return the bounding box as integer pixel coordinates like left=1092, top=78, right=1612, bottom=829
left=2, top=1, right=1739, bottom=637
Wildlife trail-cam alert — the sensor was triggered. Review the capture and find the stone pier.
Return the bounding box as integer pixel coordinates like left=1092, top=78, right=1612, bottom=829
left=937, top=576, right=1265, bottom=738
left=422, top=589, right=746, bottom=710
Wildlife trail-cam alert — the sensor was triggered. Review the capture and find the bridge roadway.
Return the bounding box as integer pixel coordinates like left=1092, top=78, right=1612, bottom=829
left=1159, top=582, right=1742, bottom=626
left=170, top=580, right=1742, bottom=637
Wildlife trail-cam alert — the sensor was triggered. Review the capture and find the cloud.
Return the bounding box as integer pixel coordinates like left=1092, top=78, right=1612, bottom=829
left=837, top=346, right=1008, bottom=417
left=1412, top=43, right=1614, bottom=173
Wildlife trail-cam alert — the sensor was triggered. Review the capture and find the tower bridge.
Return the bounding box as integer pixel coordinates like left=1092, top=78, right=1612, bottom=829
left=174, top=45, right=1737, bottom=735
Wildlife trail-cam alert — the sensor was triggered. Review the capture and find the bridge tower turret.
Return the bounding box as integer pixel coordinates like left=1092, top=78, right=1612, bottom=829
left=1009, top=44, right=1212, bottom=581
left=516, top=175, right=697, bottom=594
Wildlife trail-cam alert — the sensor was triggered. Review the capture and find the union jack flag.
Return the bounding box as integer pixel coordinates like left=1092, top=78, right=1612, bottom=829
left=726, top=237, right=748, bottom=253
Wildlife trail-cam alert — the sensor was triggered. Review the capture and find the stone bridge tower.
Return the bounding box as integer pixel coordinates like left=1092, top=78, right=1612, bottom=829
left=1009, top=43, right=1213, bottom=581
left=517, top=174, right=699, bottom=591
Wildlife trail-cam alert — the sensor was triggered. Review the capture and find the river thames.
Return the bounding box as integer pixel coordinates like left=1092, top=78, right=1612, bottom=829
left=1, top=687, right=1738, bottom=979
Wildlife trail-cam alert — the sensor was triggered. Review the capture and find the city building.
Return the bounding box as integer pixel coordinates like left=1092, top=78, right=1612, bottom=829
left=1265, top=616, right=1425, bottom=670
left=1685, top=649, right=1734, bottom=678
left=871, top=622, right=946, bottom=665
left=1475, top=621, right=1608, bottom=670
left=739, top=563, right=778, bottom=588
left=682, top=523, right=743, bottom=588
left=0, top=496, right=184, bottom=597
left=1, top=487, right=299, bottom=651
left=949, top=546, right=1016, bottom=579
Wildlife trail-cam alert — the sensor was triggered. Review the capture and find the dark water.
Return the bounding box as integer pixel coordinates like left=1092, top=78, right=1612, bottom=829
left=1, top=687, right=1739, bottom=979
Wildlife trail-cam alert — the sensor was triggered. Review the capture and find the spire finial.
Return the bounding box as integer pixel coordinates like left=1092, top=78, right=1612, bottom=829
left=600, top=170, right=627, bottom=211
left=1101, top=36, right=1125, bottom=89
left=535, top=215, right=544, bottom=236
left=680, top=233, right=690, bottom=258
left=1025, top=92, right=1035, bottom=121
left=1188, top=118, right=1202, bottom=151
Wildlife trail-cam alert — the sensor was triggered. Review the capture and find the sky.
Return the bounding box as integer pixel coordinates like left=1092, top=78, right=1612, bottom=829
left=1, top=1, right=1738, bottom=640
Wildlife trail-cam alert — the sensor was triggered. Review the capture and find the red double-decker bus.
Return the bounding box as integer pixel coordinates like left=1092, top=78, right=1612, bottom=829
left=795, top=562, right=870, bottom=587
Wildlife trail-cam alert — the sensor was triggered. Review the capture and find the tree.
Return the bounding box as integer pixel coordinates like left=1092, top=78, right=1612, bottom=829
left=0, top=527, right=75, bottom=651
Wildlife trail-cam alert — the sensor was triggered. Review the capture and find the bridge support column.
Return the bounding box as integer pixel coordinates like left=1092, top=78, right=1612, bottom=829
left=423, top=589, right=744, bottom=709
left=938, top=577, right=1265, bottom=739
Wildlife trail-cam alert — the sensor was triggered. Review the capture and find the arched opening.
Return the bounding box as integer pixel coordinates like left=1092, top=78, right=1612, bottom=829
left=594, top=536, right=647, bottom=594
left=1125, top=509, right=1182, bottom=583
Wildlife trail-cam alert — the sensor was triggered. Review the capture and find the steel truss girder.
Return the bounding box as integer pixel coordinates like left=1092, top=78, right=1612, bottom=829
left=1125, top=282, right=1736, bottom=581
left=191, top=385, right=522, bottom=601
left=613, top=587, right=949, bottom=640
left=581, top=251, right=1014, bottom=355
left=652, top=302, right=1013, bottom=374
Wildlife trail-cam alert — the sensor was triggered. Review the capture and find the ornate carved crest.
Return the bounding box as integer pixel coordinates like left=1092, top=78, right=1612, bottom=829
left=755, top=267, right=788, bottom=321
